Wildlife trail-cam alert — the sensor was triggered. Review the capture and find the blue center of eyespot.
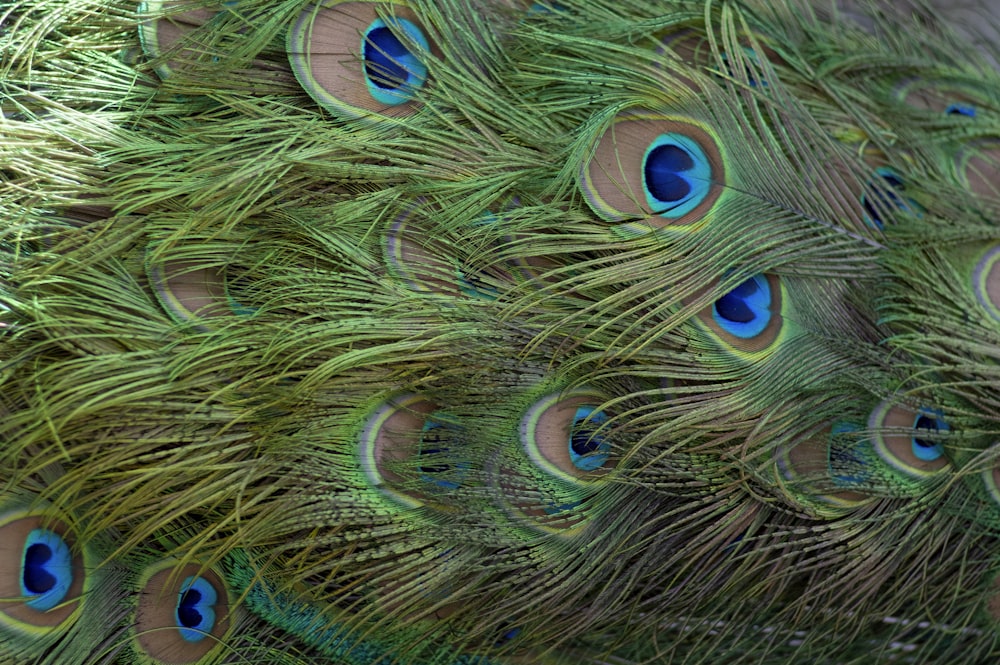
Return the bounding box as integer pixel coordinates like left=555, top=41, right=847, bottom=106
left=458, top=269, right=499, bottom=301
left=226, top=276, right=257, bottom=317
left=711, top=274, right=772, bottom=339
left=722, top=531, right=746, bottom=554
left=945, top=103, right=976, bottom=117
left=176, top=576, right=218, bottom=643
left=494, top=624, right=523, bottom=646
left=828, top=422, right=872, bottom=487
left=568, top=407, right=610, bottom=471
left=862, top=167, right=922, bottom=228
left=419, top=418, right=465, bottom=489
left=20, top=529, right=73, bottom=612
left=525, top=2, right=565, bottom=16
left=362, top=18, right=429, bottom=106
left=542, top=499, right=581, bottom=515
left=721, top=47, right=768, bottom=87
left=911, top=410, right=948, bottom=462
left=642, top=133, right=713, bottom=218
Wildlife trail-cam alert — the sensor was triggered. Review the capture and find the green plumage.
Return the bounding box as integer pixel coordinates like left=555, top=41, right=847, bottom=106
left=4, top=0, right=1000, bottom=663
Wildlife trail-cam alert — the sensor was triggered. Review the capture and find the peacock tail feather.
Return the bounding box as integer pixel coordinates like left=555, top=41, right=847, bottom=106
left=4, top=0, right=1000, bottom=662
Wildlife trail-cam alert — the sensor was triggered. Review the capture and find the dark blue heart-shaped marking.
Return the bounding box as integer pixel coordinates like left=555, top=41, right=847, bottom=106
left=642, top=133, right=713, bottom=218
left=419, top=418, right=466, bottom=489
left=23, top=544, right=57, bottom=595
left=364, top=26, right=411, bottom=91
left=362, top=18, right=429, bottom=105
left=862, top=168, right=922, bottom=228
left=712, top=274, right=772, bottom=339
left=945, top=103, right=976, bottom=117
left=645, top=144, right=695, bottom=203
left=177, top=588, right=204, bottom=629
left=715, top=278, right=760, bottom=324
left=828, top=423, right=872, bottom=488
left=20, top=529, right=73, bottom=611
left=911, top=410, right=947, bottom=462
left=175, top=576, right=218, bottom=643
left=568, top=407, right=610, bottom=471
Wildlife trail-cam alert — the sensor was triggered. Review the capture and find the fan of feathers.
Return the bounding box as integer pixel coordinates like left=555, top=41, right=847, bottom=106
left=4, top=0, right=1000, bottom=662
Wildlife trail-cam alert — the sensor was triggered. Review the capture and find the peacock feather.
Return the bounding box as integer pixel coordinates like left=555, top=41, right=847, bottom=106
left=4, top=0, right=1000, bottom=662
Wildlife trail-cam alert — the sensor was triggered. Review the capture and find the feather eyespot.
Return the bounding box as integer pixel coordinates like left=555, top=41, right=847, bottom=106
left=775, top=424, right=874, bottom=516
left=567, top=407, right=610, bottom=472
left=712, top=274, right=772, bottom=340
left=147, top=260, right=228, bottom=325
left=175, top=576, right=219, bottom=643
left=492, top=463, right=589, bottom=535
left=417, top=416, right=468, bottom=490
left=0, top=512, right=86, bottom=632
left=642, top=134, right=714, bottom=220
left=521, top=390, right=615, bottom=483
left=691, top=273, right=785, bottom=355
left=956, top=141, right=1000, bottom=200
left=385, top=209, right=512, bottom=299
left=719, top=46, right=772, bottom=88
left=911, top=411, right=947, bottom=462
left=146, top=251, right=253, bottom=328
left=861, top=167, right=922, bottom=228
left=138, top=0, right=222, bottom=80
left=579, top=110, right=725, bottom=233
left=360, top=394, right=436, bottom=508
left=288, top=1, right=436, bottom=121
left=489, top=622, right=524, bottom=648
left=487, top=389, right=614, bottom=535
left=898, top=79, right=983, bottom=117
left=21, top=529, right=74, bottom=612
left=134, top=562, right=232, bottom=664
left=869, top=401, right=951, bottom=478
left=359, top=395, right=465, bottom=508
left=384, top=212, right=458, bottom=295
left=946, top=103, right=977, bottom=117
